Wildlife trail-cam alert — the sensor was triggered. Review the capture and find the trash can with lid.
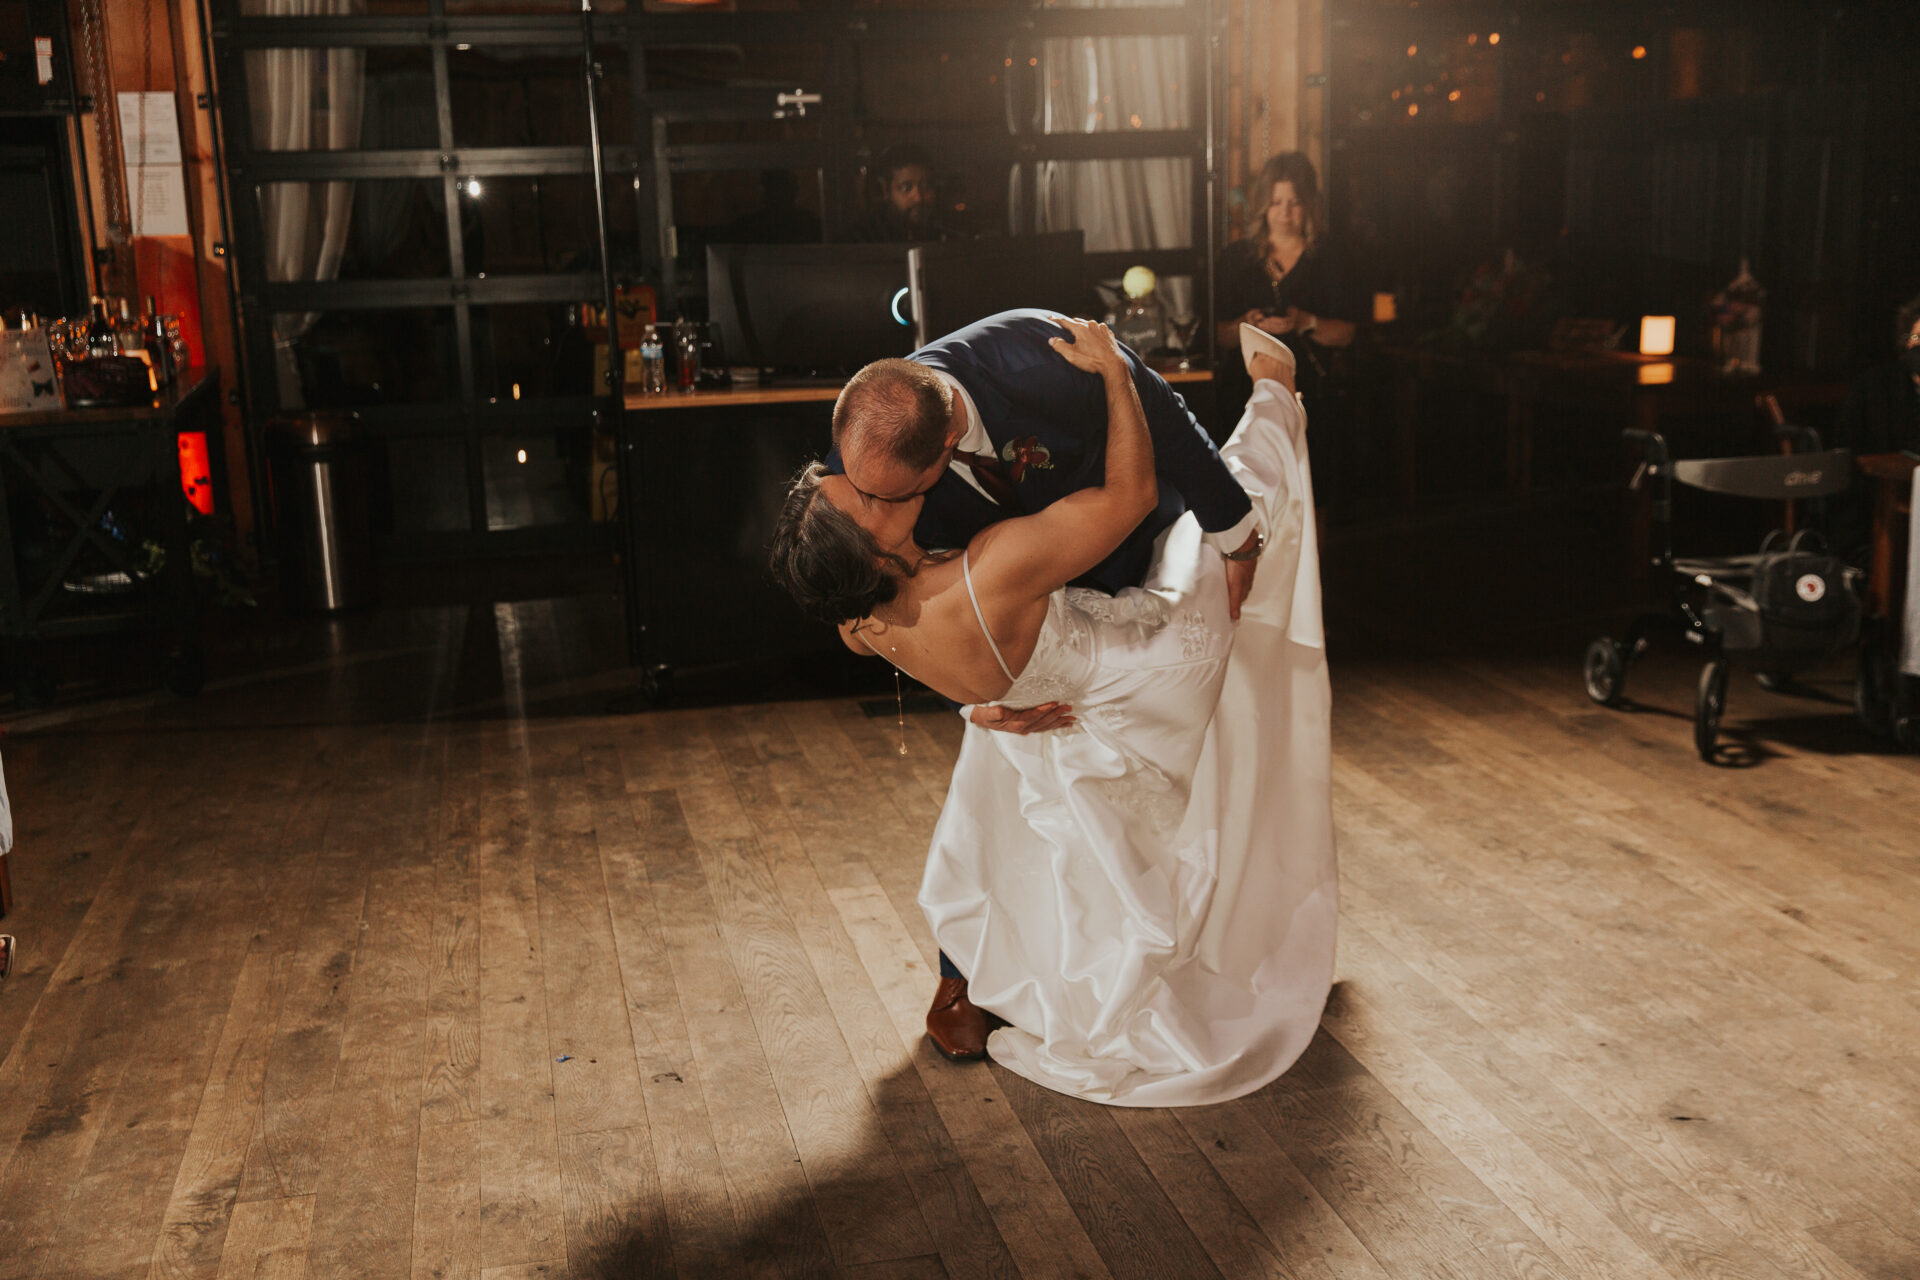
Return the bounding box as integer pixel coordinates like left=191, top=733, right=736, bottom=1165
left=266, top=413, right=375, bottom=612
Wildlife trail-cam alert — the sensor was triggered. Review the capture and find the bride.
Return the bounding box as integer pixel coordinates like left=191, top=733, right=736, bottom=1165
left=769, top=317, right=1336, bottom=1106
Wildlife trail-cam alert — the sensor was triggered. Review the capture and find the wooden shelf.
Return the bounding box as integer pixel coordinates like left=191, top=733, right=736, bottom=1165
left=623, top=367, right=1210, bottom=413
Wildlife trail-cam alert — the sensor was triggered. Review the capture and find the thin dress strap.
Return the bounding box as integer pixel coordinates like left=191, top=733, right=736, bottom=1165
left=962, top=550, right=1016, bottom=682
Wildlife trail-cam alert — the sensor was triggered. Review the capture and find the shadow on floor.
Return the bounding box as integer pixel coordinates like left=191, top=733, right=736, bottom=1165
left=582, top=1026, right=1364, bottom=1280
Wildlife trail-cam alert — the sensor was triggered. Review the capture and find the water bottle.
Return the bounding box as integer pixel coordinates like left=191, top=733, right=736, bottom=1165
left=640, top=324, right=666, bottom=395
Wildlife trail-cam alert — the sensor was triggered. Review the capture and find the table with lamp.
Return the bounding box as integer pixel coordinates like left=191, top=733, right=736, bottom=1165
left=1378, top=311, right=1845, bottom=503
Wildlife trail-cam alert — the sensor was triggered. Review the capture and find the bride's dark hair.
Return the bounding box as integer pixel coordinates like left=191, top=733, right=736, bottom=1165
left=768, top=462, right=916, bottom=626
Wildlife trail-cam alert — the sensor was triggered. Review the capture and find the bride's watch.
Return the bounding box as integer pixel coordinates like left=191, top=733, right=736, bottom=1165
left=1222, top=532, right=1265, bottom=562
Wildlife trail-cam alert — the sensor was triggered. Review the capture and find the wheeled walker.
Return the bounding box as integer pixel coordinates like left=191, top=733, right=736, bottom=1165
left=1583, top=427, right=1862, bottom=760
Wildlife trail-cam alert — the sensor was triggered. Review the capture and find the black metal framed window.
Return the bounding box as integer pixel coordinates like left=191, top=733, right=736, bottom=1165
left=210, top=0, right=1222, bottom=562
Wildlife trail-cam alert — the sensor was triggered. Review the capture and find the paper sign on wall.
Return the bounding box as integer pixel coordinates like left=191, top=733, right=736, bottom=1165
left=116, top=91, right=191, bottom=237
left=1, top=332, right=66, bottom=415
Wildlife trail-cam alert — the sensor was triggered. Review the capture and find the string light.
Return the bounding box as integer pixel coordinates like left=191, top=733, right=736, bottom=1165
left=1407, top=44, right=1418, bottom=57
left=1632, top=45, right=1647, bottom=59
left=1488, top=32, right=1501, bottom=45
left=1448, top=89, right=1461, bottom=101
left=1407, top=103, right=1418, bottom=116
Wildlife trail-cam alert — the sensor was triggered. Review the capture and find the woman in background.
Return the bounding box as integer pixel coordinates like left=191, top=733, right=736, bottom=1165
left=1215, top=152, right=1361, bottom=511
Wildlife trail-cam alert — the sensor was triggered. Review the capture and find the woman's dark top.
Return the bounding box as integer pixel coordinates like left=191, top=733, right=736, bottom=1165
left=1215, top=237, right=1354, bottom=337
left=1212, top=237, right=1357, bottom=426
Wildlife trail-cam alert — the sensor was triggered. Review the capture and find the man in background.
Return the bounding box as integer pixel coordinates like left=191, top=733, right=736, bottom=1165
left=848, top=143, right=953, bottom=243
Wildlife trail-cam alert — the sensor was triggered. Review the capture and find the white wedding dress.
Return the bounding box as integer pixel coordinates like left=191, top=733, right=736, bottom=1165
left=920, top=380, right=1337, bottom=1106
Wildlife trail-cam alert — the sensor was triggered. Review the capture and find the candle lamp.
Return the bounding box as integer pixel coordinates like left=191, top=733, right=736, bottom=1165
left=1638, top=315, right=1676, bottom=357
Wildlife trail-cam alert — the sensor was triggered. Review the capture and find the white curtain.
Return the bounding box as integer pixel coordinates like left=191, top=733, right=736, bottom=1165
left=243, top=0, right=366, bottom=408
left=1032, top=2, right=1194, bottom=323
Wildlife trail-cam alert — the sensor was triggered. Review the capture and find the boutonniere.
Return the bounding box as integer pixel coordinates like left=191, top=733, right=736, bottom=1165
left=1001, top=436, right=1053, bottom=481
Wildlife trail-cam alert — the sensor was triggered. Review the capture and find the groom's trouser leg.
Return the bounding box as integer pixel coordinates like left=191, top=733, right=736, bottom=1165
left=938, top=951, right=964, bottom=980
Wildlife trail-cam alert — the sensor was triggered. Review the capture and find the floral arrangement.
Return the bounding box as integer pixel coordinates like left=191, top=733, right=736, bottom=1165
left=1708, top=259, right=1764, bottom=373
left=1433, top=249, right=1559, bottom=350
left=1708, top=259, right=1764, bottom=333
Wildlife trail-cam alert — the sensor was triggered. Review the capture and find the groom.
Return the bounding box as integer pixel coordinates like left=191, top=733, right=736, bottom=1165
left=830, top=308, right=1269, bottom=1060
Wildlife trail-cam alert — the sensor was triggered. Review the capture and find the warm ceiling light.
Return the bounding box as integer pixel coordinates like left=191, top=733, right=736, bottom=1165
left=1407, top=44, right=1418, bottom=57
left=1632, top=45, right=1647, bottom=59
left=516, top=448, right=528, bottom=464
left=1448, top=89, right=1461, bottom=101
left=1468, top=32, right=1478, bottom=44
left=1488, top=32, right=1500, bottom=44
left=1407, top=103, right=1419, bottom=116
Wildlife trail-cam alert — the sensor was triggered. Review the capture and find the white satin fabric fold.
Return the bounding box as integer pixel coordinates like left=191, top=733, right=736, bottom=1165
left=919, top=380, right=1337, bottom=1106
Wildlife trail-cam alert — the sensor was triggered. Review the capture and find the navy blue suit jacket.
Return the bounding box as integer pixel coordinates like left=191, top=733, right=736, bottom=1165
left=838, top=309, right=1251, bottom=594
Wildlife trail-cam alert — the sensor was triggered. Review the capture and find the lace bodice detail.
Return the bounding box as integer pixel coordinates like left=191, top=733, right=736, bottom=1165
left=999, top=578, right=1232, bottom=712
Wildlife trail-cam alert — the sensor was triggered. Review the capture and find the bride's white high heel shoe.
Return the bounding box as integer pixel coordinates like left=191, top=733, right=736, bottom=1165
left=1238, top=322, right=1297, bottom=376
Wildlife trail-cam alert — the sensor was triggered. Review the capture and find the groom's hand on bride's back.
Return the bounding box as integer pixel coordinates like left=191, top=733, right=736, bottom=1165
left=969, top=702, right=1077, bottom=734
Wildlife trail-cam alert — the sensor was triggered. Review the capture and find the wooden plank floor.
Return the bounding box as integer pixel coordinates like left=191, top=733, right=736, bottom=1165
left=2, top=610, right=1918, bottom=1280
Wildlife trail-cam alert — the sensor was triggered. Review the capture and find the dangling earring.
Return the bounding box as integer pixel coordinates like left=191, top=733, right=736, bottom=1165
left=894, top=669, right=908, bottom=756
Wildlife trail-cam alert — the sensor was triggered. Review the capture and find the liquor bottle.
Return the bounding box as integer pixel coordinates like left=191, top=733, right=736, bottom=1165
left=115, top=297, right=144, bottom=354
left=143, top=296, right=173, bottom=385
left=86, top=296, right=117, bottom=357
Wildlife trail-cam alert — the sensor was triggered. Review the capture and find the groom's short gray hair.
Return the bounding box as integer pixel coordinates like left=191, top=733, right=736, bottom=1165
left=833, top=358, right=954, bottom=472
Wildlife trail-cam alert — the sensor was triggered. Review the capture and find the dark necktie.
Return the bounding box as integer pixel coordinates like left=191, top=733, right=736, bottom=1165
left=953, top=449, right=1021, bottom=511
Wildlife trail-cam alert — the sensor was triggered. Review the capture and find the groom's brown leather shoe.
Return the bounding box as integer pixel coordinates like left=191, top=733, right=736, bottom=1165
left=925, top=975, right=989, bottom=1061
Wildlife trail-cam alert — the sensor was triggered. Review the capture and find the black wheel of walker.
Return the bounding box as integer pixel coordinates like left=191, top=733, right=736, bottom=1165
left=1694, top=658, right=1729, bottom=761
left=1854, top=634, right=1893, bottom=738
left=1583, top=637, right=1628, bottom=706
